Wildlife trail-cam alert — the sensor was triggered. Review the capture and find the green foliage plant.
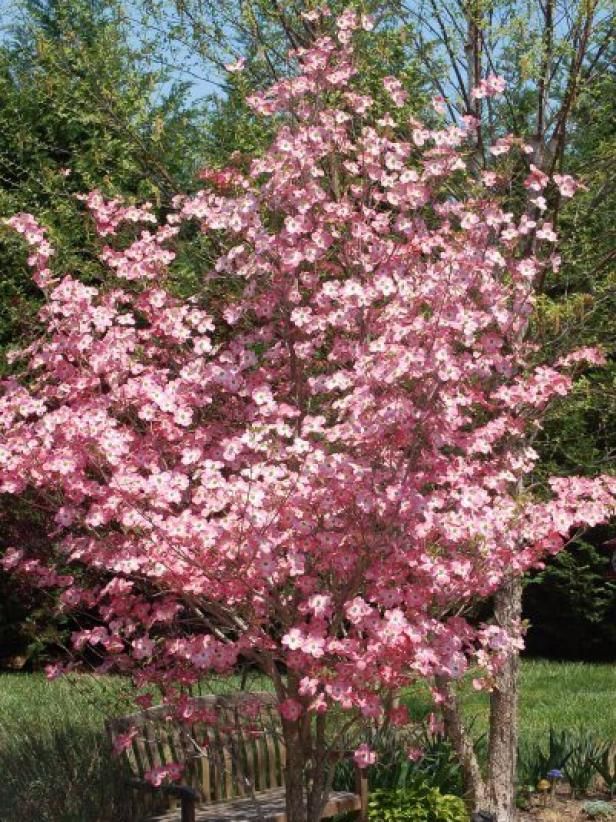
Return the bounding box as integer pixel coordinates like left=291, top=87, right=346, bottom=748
left=367, top=786, right=467, bottom=822
left=593, top=746, right=616, bottom=798
left=333, top=722, right=462, bottom=797
left=583, top=800, right=616, bottom=819
left=565, top=733, right=609, bottom=798
left=517, top=727, right=573, bottom=788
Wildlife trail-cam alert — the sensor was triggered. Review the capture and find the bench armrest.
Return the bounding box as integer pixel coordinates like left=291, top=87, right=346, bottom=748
left=327, top=750, right=369, bottom=821
left=128, top=778, right=198, bottom=822
left=352, top=766, right=369, bottom=821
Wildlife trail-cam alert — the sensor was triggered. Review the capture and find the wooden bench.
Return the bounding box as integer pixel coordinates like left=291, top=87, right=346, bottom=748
left=107, top=692, right=368, bottom=822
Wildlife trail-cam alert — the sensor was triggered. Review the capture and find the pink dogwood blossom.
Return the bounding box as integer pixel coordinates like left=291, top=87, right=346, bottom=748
left=553, top=173, right=585, bottom=198
left=0, top=14, right=614, bottom=814
left=354, top=744, right=377, bottom=768
left=144, top=763, right=184, bottom=787
left=471, top=74, right=506, bottom=99
left=225, top=57, right=246, bottom=73
left=280, top=699, right=303, bottom=721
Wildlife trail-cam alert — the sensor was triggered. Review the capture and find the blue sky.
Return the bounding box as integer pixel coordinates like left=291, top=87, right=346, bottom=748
left=0, top=0, right=227, bottom=106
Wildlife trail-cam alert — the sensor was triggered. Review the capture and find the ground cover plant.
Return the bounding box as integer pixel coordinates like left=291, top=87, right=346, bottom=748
left=367, top=785, right=467, bottom=821
left=1, top=7, right=615, bottom=822
left=583, top=801, right=616, bottom=819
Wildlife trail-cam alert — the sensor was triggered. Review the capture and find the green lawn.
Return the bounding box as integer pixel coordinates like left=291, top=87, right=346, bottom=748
left=0, top=672, right=135, bottom=822
left=461, top=659, right=616, bottom=743
left=402, top=659, right=616, bottom=746
left=0, top=661, right=614, bottom=821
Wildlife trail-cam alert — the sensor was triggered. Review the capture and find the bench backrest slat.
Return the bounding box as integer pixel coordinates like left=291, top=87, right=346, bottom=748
left=108, top=692, right=285, bottom=804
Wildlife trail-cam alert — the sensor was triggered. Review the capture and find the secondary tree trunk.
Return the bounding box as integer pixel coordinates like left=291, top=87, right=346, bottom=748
left=486, top=576, right=523, bottom=822
left=306, top=714, right=330, bottom=822
left=436, top=674, right=488, bottom=812
left=284, top=726, right=307, bottom=822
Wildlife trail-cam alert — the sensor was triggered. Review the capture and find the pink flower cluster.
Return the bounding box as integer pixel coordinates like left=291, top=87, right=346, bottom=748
left=0, top=12, right=612, bottom=732
left=353, top=743, right=377, bottom=768
left=3, top=213, right=56, bottom=288
left=383, top=76, right=408, bottom=107
left=77, top=190, right=157, bottom=236
left=144, top=763, right=184, bottom=787
left=471, top=74, right=507, bottom=99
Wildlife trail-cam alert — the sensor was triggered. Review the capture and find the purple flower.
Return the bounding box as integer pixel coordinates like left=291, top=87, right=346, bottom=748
left=547, top=769, right=563, bottom=780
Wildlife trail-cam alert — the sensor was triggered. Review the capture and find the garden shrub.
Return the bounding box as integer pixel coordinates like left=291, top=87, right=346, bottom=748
left=367, top=785, right=467, bottom=822
left=333, top=723, right=462, bottom=797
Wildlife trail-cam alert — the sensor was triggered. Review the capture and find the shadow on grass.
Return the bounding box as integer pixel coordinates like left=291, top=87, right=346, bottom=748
left=0, top=722, right=136, bottom=822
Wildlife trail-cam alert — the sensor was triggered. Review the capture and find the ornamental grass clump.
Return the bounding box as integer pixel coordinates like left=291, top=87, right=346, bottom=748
left=565, top=734, right=610, bottom=798
left=517, top=727, right=574, bottom=788
left=593, top=745, right=616, bottom=798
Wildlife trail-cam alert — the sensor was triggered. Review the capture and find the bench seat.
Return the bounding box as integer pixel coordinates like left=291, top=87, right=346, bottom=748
left=147, top=787, right=363, bottom=821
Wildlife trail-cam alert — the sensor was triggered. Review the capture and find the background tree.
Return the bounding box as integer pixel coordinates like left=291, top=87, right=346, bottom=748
left=525, top=55, right=616, bottom=662
left=0, top=0, right=208, bottom=667
left=0, top=0, right=206, bottom=359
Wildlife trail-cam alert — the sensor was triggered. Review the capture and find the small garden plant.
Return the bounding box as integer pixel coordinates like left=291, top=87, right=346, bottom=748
left=583, top=800, right=616, bottom=819
left=565, top=734, right=610, bottom=798
left=517, top=727, right=573, bottom=788
left=367, top=786, right=467, bottom=822
left=594, top=747, right=616, bottom=798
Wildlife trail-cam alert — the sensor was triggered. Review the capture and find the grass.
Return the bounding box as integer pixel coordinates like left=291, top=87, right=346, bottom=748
left=460, top=660, right=616, bottom=745
left=0, top=673, right=135, bottom=822
left=0, top=661, right=614, bottom=821
left=401, top=660, right=616, bottom=747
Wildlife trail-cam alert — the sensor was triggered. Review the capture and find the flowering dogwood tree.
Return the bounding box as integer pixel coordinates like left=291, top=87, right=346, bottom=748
left=0, top=8, right=613, bottom=821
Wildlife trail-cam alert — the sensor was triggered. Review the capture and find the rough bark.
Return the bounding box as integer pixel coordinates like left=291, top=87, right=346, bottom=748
left=486, top=577, right=523, bottom=822
left=281, top=710, right=331, bottom=822
left=437, top=576, right=523, bottom=821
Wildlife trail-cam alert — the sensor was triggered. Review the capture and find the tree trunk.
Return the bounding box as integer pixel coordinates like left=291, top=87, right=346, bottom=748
left=306, top=714, right=330, bottom=822
left=437, top=576, right=523, bottom=821
left=436, top=674, right=488, bottom=812
left=486, top=576, right=523, bottom=822
left=283, top=726, right=307, bottom=822
left=281, top=716, right=331, bottom=822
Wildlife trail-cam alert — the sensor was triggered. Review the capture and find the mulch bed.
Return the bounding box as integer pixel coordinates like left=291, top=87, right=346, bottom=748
left=519, top=787, right=615, bottom=820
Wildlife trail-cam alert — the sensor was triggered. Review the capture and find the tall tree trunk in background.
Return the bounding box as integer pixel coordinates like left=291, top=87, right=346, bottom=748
left=486, top=577, right=523, bottom=822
